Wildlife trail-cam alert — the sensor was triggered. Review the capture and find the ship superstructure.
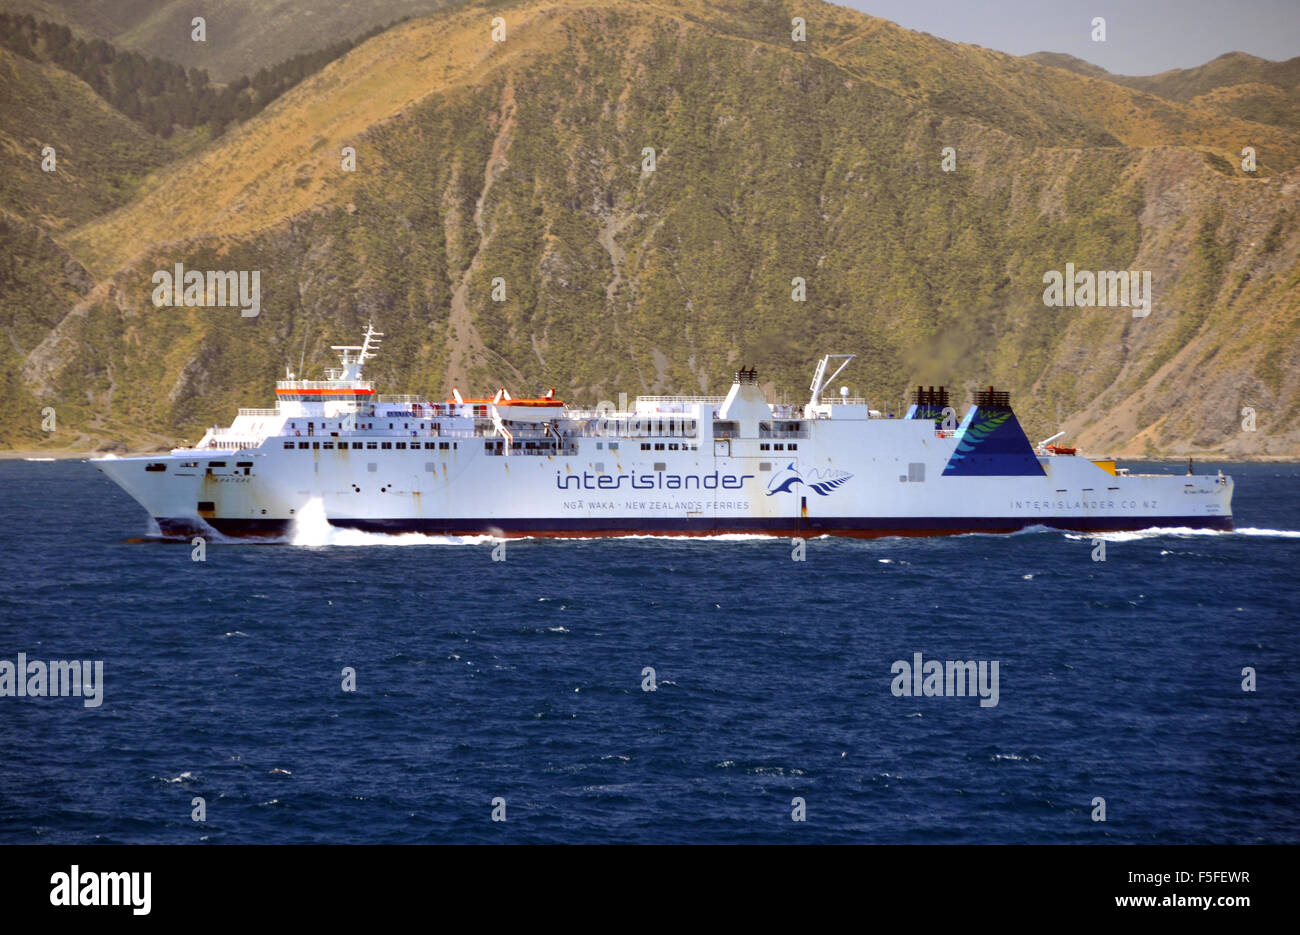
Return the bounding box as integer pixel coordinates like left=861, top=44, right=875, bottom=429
left=94, top=324, right=1233, bottom=538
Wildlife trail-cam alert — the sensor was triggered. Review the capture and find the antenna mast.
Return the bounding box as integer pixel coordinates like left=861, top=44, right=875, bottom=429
left=329, top=321, right=383, bottom=382
left=808, top=354, right=856, bottom=407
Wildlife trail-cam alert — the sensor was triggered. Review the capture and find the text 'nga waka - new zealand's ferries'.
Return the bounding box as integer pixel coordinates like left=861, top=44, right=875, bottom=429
left=94, top=324, right=1233, bottom=538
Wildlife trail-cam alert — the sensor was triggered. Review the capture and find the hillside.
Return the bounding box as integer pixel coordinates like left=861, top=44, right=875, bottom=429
left=0, top=47, right=173, bottom=230
left=1027, top=50, right=1300, bottom=130
left=1, top=0, right=457, bottom=82
left=5, top=0, right=1300, bottom=458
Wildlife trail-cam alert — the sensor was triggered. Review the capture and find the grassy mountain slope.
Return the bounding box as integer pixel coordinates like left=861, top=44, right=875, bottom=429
left=8, top=0, right=1300, bottom=459
left=2, top=0, right=457, bottom=82
left=0, top=47, right=173, bottom=231
left=1027, top=50, right=1300, bottom=131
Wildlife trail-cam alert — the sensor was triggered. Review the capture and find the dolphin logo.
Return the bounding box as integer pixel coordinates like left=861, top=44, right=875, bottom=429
left=767, top=462, right=803, bottom=496
left=766, top=463, right=853, bottom=497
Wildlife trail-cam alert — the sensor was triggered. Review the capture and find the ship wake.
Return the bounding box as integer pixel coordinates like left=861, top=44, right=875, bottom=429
left=1065, top=526, right=1300, bottom=542
left=287, top=498, right=495, bottom=547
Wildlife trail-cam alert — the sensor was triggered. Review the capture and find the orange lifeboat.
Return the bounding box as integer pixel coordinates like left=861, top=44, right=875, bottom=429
left=493, top=388, right=565, bottom=421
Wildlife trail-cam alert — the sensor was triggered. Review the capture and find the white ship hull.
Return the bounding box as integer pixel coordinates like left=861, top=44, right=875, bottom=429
left=93, top=333, right=1234, bottom=539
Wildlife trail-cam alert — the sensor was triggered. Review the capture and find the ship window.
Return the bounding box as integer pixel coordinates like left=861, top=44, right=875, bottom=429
left=323, top=442, right=334, bottom=449
left=208, top=461, right=227, bottom=467
left=396, top=442, right=406, bottom=449
left=609, top=443, right=618, bottom=451
left=774, top=444, right=784, bottom=451
left=425, top=463, right=435, bottom=472
left=760, top=444, right=770, bottom=451
left=145, top=463, right=167, bottom=472
left=366, top=442, right=378, bottom=449
left=760, top=462, right=771, bottom=471
left=908, top=463, right=925, bottom=483
left=654, top=443, right=664, bottom=451
left=389, top=423, right=393, bottom=429
left=197, top=501, right=215, bottom=512
left=596, top=442, right=603, bottom=450
left=182, top=462, right=198, bottom=468
left=485, top=441, right=494, bottom=452
left=653, top=462, right=666, bottom=471
left=236, top=461, right=252, bottom=467
left=669, top=443, right=679, bottom=450
left=298, top=442, right=310, bottom=449
left=381, top=442, right=392, bottom=450
left=425, top=442, right=436, bottom=450
left=440, top=442, right=449, bottom=450
left=641, top=443, right=650, bottom=451
left=404, top=424, right=409, bottom=429
left=312, top=442, right=320, bottom=449
left=283, top=442, right=294, bottom=449
left=789, top=444, right=798, bottom=451
left=352, top=442, right=362, bottom=450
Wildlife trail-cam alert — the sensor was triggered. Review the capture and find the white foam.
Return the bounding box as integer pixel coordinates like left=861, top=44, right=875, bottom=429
left=278, top=498, right=1300, bottom=547
left=288, top=497, right=495, bottom=547
left=1066, top=526, right=1300, bottom=542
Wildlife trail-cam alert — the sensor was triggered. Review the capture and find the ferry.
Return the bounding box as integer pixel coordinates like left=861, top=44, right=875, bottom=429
left=93, top=324, right=1233, bottom=538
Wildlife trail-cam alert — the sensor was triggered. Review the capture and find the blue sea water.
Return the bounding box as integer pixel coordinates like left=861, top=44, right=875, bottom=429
left=0, top=459, right=1297, bottom=844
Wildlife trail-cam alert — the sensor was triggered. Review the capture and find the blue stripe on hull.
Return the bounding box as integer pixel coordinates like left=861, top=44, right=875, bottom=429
left=320, top=515, right=1238, bottom=538
left=158, top=517, right=290, bottom=538
left=158, top=515, right=1233, bottom=540
left=157, top=520, right=1232, bottom=540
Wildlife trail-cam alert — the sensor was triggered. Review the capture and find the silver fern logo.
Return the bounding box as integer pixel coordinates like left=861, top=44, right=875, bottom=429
left=766, top=463, right=853, bottom=496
